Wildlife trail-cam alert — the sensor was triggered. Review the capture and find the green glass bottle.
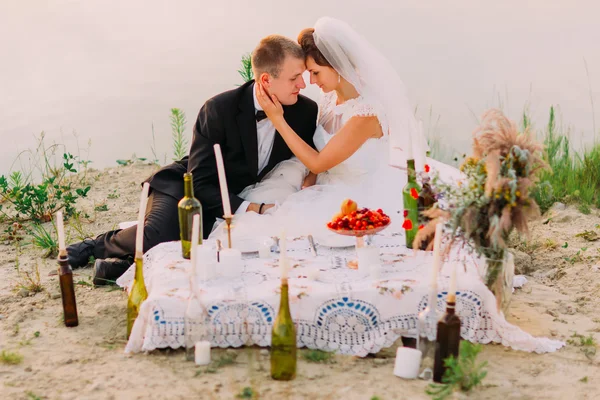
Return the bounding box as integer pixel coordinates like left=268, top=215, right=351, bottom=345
left=403, top=159, right=421, bottom=249
left=270, top=277, right=297, bottom=381
left=178, top=173, right=202, bottom=259
left=126, top=255, right=148, bottom=339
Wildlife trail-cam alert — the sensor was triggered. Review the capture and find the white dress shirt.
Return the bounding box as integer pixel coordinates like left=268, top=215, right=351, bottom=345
left=235, top=83, right=277, bottom=214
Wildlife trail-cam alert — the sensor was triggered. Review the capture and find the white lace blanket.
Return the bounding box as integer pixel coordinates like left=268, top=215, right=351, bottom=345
left=117, top=236, right=564, bottom=356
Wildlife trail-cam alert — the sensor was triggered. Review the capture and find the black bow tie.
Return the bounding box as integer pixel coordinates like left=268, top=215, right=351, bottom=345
left=255, top=110, right=267, bottom=122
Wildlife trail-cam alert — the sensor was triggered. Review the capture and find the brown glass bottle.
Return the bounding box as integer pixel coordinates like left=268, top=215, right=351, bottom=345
left=433, top=293, right=461, bottom=383
left=58, top=253, right=79, bottom=327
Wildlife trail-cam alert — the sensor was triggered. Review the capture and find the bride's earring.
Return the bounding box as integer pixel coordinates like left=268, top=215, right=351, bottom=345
left=338, top=74, right=341, bottom=84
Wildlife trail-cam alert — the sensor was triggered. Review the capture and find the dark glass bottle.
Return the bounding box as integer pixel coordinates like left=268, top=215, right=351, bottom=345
left=433, top=292, right=461, bottom=383
left=58, top=253, right=78, bottom=327
left=178, top=173, right=202, bottom=259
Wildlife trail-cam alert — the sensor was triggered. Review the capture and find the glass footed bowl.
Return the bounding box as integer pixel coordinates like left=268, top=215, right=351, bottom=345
left=326, top=221, right=390, bottom=238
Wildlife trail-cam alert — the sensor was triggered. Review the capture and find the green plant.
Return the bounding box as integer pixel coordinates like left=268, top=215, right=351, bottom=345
left=580, top=376, right=588, bottom=383
left=578, top=203, right=591, bottom=215
left=195, top=351, right=238, bottom=376
left=0, top=149, right=91, bottom=223
left=426, top=341, right=488, bottom=400
left=15, top=261, right=44, bottom=294
left=531, top=106, right=600, bottom=213
left=236, top=387, right=255, bottom=399
left=302, top=349, right=334, bottom=363
left=25, top=392, right=42, bottom=400
left=94, top=204, right=109, bottom=212
left=28, top=223, right=58, bottom=258
left=170, top=108, right=188, bottom=161
left=238, top=53, right=254, bottom=84
left=116, top=155, right=148, bottom=166
left=1, top=350, right=24, bottom=365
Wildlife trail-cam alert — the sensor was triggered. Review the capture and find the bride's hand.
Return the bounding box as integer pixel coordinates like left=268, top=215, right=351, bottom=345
left=256, top=83, right=284, bottom=124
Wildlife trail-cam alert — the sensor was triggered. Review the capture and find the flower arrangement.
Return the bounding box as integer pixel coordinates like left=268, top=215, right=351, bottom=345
left=415, top=109, right=548, bottom=296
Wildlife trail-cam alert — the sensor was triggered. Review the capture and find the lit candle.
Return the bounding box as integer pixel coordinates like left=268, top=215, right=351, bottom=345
left=135, top=182, right=150, bottom=258
left=190, top=214, right=200, bottom=277
left=195, top=341, right=211, bottom=365
left=56, top=211, right=66, bottom=256
left=213, top=144, right=232, bottom=218
left=430, top=222, right=443, bottom=287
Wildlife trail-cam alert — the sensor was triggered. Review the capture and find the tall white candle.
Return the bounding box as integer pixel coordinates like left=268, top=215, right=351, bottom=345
left=56, top=211, right=66, bottom=256
left=190, top=214, right=200, bottom=276
left=213, top=144, right=232, bottom=217
left=135, top=182, right=150, bottom=257
left=448, top=262, right=458, bottom=303
left=279, top=231, right=288, bottom=279
left=430, top=223, right=443, bottom=287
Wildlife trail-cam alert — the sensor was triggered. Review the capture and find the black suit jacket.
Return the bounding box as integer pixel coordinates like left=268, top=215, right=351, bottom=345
left=147, top=80, right=318, bottom=237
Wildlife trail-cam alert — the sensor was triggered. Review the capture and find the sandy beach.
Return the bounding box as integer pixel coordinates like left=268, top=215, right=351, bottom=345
left=0, top=163, right=598, bottom=400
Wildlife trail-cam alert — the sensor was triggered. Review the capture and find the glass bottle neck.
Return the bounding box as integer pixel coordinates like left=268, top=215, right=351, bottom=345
left=445, top=301, right=456, bottom=315
left=134, top=257, right=145, bottom=284
left=183, top=174, right=194, bottom=198
left=57, top=256, right=72, bottom=275
left=279, top=280, right=290, bottom=313
left=406, top=159, right=416, bottom=181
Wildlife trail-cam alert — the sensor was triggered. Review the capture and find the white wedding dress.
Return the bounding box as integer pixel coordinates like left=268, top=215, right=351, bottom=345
left=209, top=91, right=460, bottom=246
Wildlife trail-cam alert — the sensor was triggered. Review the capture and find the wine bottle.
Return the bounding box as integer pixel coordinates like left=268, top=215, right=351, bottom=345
left=270, top=275, right=296, bottom=380
left=402, top=159, right=421, bottom=248
left=417, top=176, right=436, bottom=250
left=58, top=251, right=79, bottom=327
left=178, top=172, right=202, bottom=259
left=126, top=254, right=148, bottom=339
left=433, top=264, right=461, bottom=383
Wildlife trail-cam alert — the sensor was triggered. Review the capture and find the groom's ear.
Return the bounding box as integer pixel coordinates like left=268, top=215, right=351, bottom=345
left=258, top=72, right=271, bottom=88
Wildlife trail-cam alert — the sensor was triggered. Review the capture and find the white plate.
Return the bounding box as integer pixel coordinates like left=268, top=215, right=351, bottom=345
left=314, top=234, right=356, bottom=248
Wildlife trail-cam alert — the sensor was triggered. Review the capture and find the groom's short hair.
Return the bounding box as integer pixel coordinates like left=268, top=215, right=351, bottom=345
left=252, top=35, right=305, bottom=79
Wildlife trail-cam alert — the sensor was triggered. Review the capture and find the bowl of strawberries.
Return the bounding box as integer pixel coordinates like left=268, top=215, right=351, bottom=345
left=326, top=199, right=391, bottom=237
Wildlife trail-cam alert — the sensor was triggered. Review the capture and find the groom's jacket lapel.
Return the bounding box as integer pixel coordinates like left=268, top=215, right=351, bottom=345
left=236, top=82, right=259, bottom=179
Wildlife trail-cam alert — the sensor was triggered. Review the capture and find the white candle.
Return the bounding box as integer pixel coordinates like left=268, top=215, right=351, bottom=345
left=190, top=214, right=200, bottom=279
left=196, top=244, right=216, bottom=281
left=430, top=223, right=443, bottom=287
left=258, top=241, right=271, bottom=259
left=56, top=211, right=66, bottom=255
left=135, top=182, right=150, bottom=257
left=213, top=144, right=232, bottom=217
left=393, top=346, right=422, bottom=379
left=219, top=248, right=242, bottom=278
left=448, top=262, right=458, bottom=303
left=195, top=341, right=211, bottom=365
left=279, top=231, right=288, bottom=279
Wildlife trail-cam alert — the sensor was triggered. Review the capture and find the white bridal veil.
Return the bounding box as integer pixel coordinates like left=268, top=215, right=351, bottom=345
left=313, top=17, right=428, bottom=171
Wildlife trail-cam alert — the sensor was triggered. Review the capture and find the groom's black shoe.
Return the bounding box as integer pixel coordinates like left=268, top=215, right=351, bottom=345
left=92, top=258, right=133, bottom=286
left=66, top=238, right=97, bottom=268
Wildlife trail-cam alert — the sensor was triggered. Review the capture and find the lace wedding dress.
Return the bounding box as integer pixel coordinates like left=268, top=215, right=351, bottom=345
left=209, top=91, right=458, bottom=244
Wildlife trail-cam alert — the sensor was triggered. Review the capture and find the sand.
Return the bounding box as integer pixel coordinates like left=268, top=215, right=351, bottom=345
left=1, top=163, right=599, bottom=400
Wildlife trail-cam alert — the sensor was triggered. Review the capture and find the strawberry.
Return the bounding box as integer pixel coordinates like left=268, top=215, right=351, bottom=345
left=410, top=188, right=419, bottom=199
left=402, top=219, right=413, bottom=230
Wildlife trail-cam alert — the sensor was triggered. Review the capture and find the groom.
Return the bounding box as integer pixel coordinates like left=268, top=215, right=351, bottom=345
left=67, top=34, right=318, bottom=284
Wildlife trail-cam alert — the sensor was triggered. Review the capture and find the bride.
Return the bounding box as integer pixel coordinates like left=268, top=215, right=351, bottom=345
left=210, top=17, right=456, bottom=244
